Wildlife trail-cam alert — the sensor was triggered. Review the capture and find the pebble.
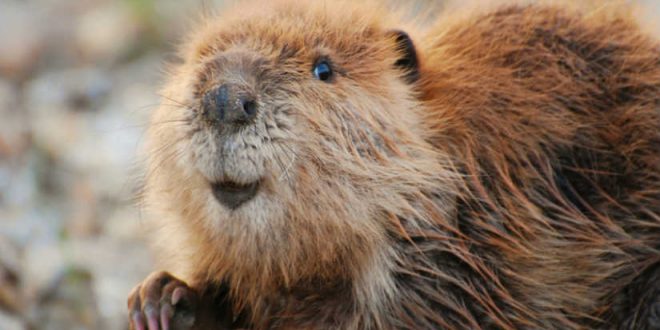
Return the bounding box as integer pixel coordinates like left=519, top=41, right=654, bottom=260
left=0, top=310, right=24, bottom=330
left=0, top=237, right=22, bottom=313
left=75, top=2, right=141, bottom=64
left=25, top=268, right=100, bottom=330
left=0, top=3, right=46, bottom=79
left=0, top=79, right=28, bottom=159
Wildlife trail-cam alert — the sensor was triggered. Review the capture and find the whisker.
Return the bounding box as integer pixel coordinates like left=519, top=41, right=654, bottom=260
left=142, top=143, right=188, bottom=194
left=157, top=93, right=195, bottom=109
left=275, top=143, right=300, bottom=182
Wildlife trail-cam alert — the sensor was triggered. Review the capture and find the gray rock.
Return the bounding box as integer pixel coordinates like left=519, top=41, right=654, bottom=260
left=0, top=79, right=32, bottom=210
left=0, top=79, right=29, bottom=159
left=0, top=310, right=25, bottom=330
left=0, top=79, right=18, bottom=113
left=25, top=67, right=112, bottom=170
left=0, top=237, right=22, bottom=313
left=75, top=2, right=141, bottom=64
left=22, top=241, right=65, bottom=303
left=65, top=237, right=153, bottom=330
left=0, top=2, right=46, bottom=79
left=26, top=268, right=101, bottom=330
left=23, top=62, right=158, bottom=200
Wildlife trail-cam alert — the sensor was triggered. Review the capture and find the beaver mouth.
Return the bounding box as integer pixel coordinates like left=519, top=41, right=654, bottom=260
left=211, top=180, right=261, bottom=209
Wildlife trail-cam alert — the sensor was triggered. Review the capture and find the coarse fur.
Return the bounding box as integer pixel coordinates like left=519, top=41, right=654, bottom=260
left=136, top=0, right=660, bottom=329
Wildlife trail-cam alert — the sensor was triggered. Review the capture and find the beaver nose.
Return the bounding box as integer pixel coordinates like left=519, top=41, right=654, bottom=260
left=202, top=84, right=257, bottom=126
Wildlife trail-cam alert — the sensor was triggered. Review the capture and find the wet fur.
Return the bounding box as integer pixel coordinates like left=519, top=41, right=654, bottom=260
left=141, top=0, right=660, bottom=328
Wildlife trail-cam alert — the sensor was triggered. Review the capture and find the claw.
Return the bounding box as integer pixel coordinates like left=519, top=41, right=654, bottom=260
left=160, top=303, right=174, bottom=330
left=145, top=303, right=160, bottom=330
left=129, top=272, right=199, bottom=330
left=131, top=311, right=146, bottom=330
left=172, top=287, right=185, bottom=306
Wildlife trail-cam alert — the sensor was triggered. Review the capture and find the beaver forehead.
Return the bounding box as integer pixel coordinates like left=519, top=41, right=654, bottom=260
left=190, top=1, right=392, bottom=64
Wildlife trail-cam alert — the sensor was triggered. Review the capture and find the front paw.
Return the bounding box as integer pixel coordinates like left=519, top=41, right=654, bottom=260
left=127, top=271, right=198, bottom=330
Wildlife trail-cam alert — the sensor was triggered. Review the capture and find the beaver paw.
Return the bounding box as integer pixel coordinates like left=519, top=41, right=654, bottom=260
left=128, top=271, right=198, bottom=330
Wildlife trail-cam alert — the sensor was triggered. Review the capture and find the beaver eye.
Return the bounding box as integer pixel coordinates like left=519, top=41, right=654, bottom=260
left=313, top=61, right=333, bottom=81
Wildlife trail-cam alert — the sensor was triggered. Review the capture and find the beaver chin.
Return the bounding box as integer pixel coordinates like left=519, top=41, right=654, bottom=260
left=211, top=179, right=261, bottom=209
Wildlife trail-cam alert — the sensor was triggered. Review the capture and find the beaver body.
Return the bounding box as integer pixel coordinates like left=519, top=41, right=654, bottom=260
left=128, top=1, right=660, bottom=329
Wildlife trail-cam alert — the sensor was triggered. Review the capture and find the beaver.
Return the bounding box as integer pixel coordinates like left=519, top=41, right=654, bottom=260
left=127, top=0, right=660, bottom=329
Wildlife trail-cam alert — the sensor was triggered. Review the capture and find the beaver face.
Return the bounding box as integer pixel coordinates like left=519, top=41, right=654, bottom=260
left=161, top=3, right=421, bottom=214
left=148, top=1, right=434, bottom=250
left=197, top=56, right=336, bottom=209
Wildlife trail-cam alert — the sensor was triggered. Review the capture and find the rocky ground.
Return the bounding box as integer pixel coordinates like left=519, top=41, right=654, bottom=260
left=0, top=0, right=658, bottom=329
left=0, top=0, right=225, bottom=329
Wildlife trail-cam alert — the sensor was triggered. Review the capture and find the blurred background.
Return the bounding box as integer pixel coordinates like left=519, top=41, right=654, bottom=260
left=0, top=0, right=658, bottom=329
left=0, top=0, right=226, bottom=329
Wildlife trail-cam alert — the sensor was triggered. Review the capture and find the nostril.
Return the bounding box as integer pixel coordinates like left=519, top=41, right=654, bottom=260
left=242, top=99, right=257, bottom=118
left=201, top=84, right=257, bottom=126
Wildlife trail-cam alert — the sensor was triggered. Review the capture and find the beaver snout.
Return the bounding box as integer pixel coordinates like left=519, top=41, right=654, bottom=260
left=202, top=84, right=258, bottom=127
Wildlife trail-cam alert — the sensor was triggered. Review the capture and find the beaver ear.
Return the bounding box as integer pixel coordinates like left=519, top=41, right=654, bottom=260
left=387, top=30, right=419, bottom=83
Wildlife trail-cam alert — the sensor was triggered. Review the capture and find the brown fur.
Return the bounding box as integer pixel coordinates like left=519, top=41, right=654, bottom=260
left=137, top=0, right=660, bottom=329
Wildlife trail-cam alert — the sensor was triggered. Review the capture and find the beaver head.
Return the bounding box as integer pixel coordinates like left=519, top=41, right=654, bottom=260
left=144, top=0, right=454, bottom=287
